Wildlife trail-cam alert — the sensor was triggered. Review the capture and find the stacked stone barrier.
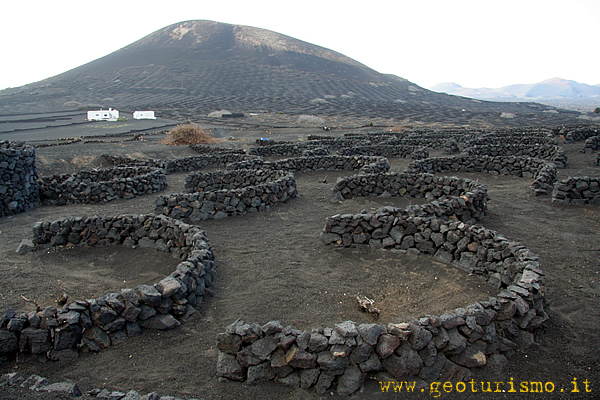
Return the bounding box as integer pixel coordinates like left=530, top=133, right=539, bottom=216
left=302, top=148, right=330, bottom=157
left=189, top=144, right=246, bottom=155
left=40, top=166, right=167, bottom=205
left=376, top=138, right=452, bottom=150
left=330, top=172, right=488, bottom=226
left=102, top=154, right=149, bottom=167
left=102, top=153, right=260, bottom=174
left=407, top=156, right=558, bottom=196
left=444, top=140, right=460, bottom=154
left=249, top=143, right=325, bottom=157
left=551, top=177, right=600, bottom=205
left=563, top=125, right=600, bottom=142
left=582, top=136, right=600, bottom=153
left=305, top=138, right=372, bottom=150
left=156, top=169, right=297, bottom=222
left=0, top=141, right=40, bottom=217
left=254, top=139, right=293, bottom=146
left=0, top=214, right=215, bottom=363
left=227, top=155, right=390, bottom=175
left=464, top=136, right=557, bottom=147
left=462, top=144, right=567, bottom=168
left=217, top=213, right=546, bottom=395
left=338, top=145, right=417, bottom=159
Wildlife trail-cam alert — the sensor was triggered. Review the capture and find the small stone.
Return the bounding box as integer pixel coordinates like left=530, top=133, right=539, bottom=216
left=216, top=333, right=242, bottom=354
left=299, top=368, right=320, bottom=389
left=16, top=239, right=35, bottom=253
left=247, top=361, right=275, bottom=385
left=317, top=350, right=348, bottom=371
left=216, top=352, right=245, bottom=381
left=375, top=334, right=400, bottom=359
left=136, top=285, right=161, bottom=307
left=449, top=340, right=487, bottom=368
left=285, top=345, right=317, bottom=369
left=41, top=381, right=82, bottom=397
left=138, top=314, right=181, bottom=330
left=335, top=320, right=358, bottom=337
left=357, top=323, right=382, bottom=345
left=337, top=364, right=364, bottom=396
left=308, top=332, right=329, bottom=352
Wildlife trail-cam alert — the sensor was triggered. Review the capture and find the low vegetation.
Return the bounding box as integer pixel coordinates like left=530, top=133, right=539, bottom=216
left=162, top=123, right=219, bottom=145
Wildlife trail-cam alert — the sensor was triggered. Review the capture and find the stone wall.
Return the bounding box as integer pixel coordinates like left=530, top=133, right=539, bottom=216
left=227, top=155, right=390, bottom=175
left=40, top=166, right=167, bottom=205
left=338, top=145, right=420, bottom=159
left=306, top=138, right=372, bottom=150
left=563, top=125, right=600, bottom=142
left=582, top=136, right=600, bottom=153
left=551, top=177, right=600, bottom=205
left=103, top=153, right=260, bottom=174
left=329, top=172, right=488, bottom=226
left=156, top=169, right=297, bottom=222
left=0, top=214, right=215, bottom=363
left=189, top=144, right=246, bottom=155
left=217, top=214, right=546, bottom=395
left=462, top=144, right=567, bottom=168
left=464, top=135, right=556, bottom=148
left=0, top=141, right=40, bottom=217
left=407, top=156, right=557, bottom=196
left=249, top=143, right=326, bottom=157
left=183, top=169, right=291, bottom=193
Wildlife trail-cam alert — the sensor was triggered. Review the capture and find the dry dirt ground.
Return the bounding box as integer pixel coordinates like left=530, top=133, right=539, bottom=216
left=0, top=130, right=599, bottom=399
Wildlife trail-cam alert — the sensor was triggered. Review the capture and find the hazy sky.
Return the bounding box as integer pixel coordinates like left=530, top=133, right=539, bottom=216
left=1, top=0, right=598, bottom=91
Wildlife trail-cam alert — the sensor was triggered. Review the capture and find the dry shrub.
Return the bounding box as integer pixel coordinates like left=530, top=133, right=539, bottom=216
left=162, top=124, right=219, bottom=145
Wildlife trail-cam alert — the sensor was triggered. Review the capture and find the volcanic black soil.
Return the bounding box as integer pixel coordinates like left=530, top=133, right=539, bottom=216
left=0, top=130, right=598, bottom=399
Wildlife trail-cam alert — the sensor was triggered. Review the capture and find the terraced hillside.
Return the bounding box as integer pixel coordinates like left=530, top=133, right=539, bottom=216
left=0, top=20, right=585, bottom=126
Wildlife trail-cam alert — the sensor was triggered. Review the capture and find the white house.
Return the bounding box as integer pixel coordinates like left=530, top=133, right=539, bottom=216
left=133, top=111, right=156, bottom=119
left=87, top=108, right=119, bottom=121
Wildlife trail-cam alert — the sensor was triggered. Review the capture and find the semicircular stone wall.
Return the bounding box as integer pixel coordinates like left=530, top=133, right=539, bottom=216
left=216, top=196, right=546, bottom=396
left=0, top=214, right=215, bottom=362
left=40, top=166, right=167, bottom=205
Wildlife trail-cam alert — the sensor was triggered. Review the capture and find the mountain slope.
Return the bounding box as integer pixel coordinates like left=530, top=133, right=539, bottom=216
left=0, top=20, right=582, bottom=125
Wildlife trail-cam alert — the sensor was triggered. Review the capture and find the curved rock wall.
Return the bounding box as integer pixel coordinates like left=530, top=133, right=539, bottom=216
left=249, top=143, right=326, bottom=157
left=407, top=156, right=557, bottom=196
left=0, top=214, right=215, bottom=362
left=103, top=153, right=260, bottom=174
left=563, top=125, right=600, bottom=142
left=329, top=172, right=488, bottom=225
left=582, top=136, right=600, bottom=153
left=156, top=169, right=297, bottom=222
left=227, top=155, right=390, bottom=175
left=552, top=177, right=600, bottom=205
left=0, top=141, right=40, bottom=217
left=462, top=144, right=567, bottom=168
left=40, top=166, right=167, bottom=205
left=217, top=214, right=546, bottom=395
left=189, top=144, right=246, bottom=155
left=338, top=145, right=418, bottom=158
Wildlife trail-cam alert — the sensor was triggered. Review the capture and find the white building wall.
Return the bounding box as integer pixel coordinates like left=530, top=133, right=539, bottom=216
left=133, top=111, right=156, bottom=119
left=87, top=108, right=119, bottom=121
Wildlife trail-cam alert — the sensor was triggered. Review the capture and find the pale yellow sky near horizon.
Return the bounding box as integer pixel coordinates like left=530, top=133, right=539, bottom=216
left=1, top=0, right=598, bottom=91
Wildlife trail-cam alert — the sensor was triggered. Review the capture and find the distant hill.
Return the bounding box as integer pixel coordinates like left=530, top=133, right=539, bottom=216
left=431, top=77, right=600, bottom=100
left=0, top=21, right=586, bottom=126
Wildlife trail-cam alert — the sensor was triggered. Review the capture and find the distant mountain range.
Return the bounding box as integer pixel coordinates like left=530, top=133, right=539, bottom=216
left=430, top=78, right=600, bottom=101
